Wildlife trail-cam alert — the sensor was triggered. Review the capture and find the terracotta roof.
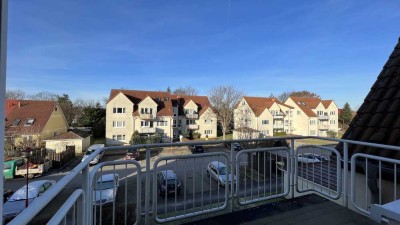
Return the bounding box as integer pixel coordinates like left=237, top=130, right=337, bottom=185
left=108, top=89, right=174, bottom=117
left=179, top=95, right=211, bottom=116
left=108, top=90, right=214, bottom=117
left=337, top=38, right=400, bottom=159
left=46, top=131, right=87, bottom=140
left=240, top=97, right=292, bottom=117
left=289, top=97, right=335, bottom=117
left=5, top=100, right=58, bottom=135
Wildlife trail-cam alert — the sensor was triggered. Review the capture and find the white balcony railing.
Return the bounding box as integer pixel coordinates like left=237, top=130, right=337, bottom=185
left=318, top=115, right=330, bottom=120
left=140, top=127, right=156, bottom=133
left=318, top=125, right=330, bottom=130
left=273, top=124, right=284, bottom=129
left=187, top=124, right=199, bottom=130
left=186, top=113, right=198, bottom=119
left=273, top=114, right=285, bottom=119
left=9, top=137, right=400, bottom=225
left=140, top=114, right=156, bottom=120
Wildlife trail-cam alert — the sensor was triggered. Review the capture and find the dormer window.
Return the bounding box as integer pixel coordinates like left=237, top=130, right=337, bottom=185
left=11, top=119, right=21, bottom=127
left=25, top=118, right=35, bottom=126
left=164, top=97, right=169, bottom=102
left=156, top=97, right=161, bottom=101
left=141, top=108, right=153, bottom=114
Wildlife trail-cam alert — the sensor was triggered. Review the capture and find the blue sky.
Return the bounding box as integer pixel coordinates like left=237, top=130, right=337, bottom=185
left=6, top=0, right=400, bottom=108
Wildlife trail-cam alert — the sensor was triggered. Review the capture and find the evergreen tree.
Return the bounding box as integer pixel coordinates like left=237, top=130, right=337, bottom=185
left=339, top=102, right=352, bottom=125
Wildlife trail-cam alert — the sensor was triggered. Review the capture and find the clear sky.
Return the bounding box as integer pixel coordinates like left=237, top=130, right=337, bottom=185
left=6, top=0, right=400, bottom=108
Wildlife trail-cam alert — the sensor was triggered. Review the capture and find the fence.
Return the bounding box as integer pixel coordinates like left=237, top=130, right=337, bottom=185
left=47, top=146, right=75, bottom=168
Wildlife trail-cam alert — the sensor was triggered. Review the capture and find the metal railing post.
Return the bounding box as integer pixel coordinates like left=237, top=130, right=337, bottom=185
left=0, top=0, right=9, bottom=221
left=77, top=191, right=85, bottom=225
left=145, top=147, right=151, bottom=224
left=343, top=142, right=349, bottom=208
left=290, top=138, right=295, bottom=199
left=82, top=164, right=90, bottom=224
left=230, top=144, right=235, bottom=212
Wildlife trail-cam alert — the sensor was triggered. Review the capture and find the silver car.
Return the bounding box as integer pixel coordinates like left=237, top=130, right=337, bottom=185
left=206, top=161, right=236, bottom=187
left=82, top=144, right=105, bottom=165
left=94, top=173, right=119, bottom=206
left=3, top=180, right=56, bottom=221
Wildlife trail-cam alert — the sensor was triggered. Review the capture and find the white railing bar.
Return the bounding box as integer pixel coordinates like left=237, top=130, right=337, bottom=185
left=46, top=189, right=85, bottom=225
left=351, top=153, right=400, bottom=216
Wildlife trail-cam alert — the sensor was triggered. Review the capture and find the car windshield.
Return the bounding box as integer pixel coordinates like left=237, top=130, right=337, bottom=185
left=95, top=180, right=115, bottom=190
left=9, top=187, right=39, bottom=201
left=218, top=167, right=227, bottom=175
left=128, top=149, right=138, bottom=153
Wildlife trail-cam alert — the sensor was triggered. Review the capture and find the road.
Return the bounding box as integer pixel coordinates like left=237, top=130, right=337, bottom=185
left=4, top=145, right=285, bottom=224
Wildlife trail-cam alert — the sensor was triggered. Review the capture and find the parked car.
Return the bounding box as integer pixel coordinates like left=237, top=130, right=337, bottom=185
left=93, top=173, right=119, bottom=206
left=207, top=161, right=236, bottom=187
left=189, top=145, right=204, bottom=153
left=157, top=170, right=182, bottom=196
left=82, top=144, right=105, bottom=165
left=3, top=180, right=56, bottom=221
left=125, top=148, right=140, bottom=160
left=297, top=153, right=328, bottom=163
left=224, top=142, right=243, bottom=151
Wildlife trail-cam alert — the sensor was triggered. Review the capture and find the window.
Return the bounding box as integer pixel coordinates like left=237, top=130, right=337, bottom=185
left=262, top=120, right=269, bottom=125
left=241, top=101, right=245, bottom=105
left=157, top=121, right=168, bottom=126
left=55, top=107, right=58, bottom=111
left=261, top=130, right=269, bottom=135
left=185, top=109, right=197, bottom=114
left=113, top=107, right=126, bottom=114
left=112, top=135, right=126, bottom=141
left=330, top=120, right=336, bottom=125
left=317, top=111, right=324, bottom=116
left=113, top=121, right=125, bottom=128
left=173, top=120, right=177, bottom=127
left=297, top=111, right=301, bottom=115
left=310, top=120, right=316, bottom=125
left=204, top=130, right=212, bottom=135
left=186, top=120, right=195, bottom=125
left=11, top=119, right=21, bottom=127
left=53, top=132, right=57, bottom=137
left=140, top=108, right=152, bottom=114
left=205, top=119, right=212, bottom=124
left=330, top=111, right=336, bottom=115
left=141, top=121, right=151, bottom=127
left=25, top=118, right=35, bottom=126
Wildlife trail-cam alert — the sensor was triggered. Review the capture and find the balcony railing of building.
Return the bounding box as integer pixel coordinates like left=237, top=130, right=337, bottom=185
left=140, top=127, right=156, bottom=133
left=7, top=136, right=400, bottom=225
left=273, top=114, right=285, bottom=119
left=318, top=115, right=330, bottom=120
left=140, top=113, right=156, bottom=120
left=187, top=124, right=199, bottom=130
left=273, top=124, right=284, bottom=129
left=318, top=125, right=330, bottom=130
left=186, top=113, right=198, bottom=119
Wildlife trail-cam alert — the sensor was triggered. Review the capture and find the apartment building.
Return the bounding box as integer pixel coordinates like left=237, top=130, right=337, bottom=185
left=106, top=89, right=217, bottom=146
left=284, top=97, right=339, bottom=136
left=233, top=97, right=294, bottom=139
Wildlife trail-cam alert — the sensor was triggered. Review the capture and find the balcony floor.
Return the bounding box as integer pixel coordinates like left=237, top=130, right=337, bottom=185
left=184, top=194, right=378, bottom=225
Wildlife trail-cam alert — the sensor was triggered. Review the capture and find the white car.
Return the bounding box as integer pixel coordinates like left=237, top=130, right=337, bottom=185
left=206, top=161, right=236, bottom=187
left=82, top=144, right=105, bottom=165
left=297, top=153, right=328, bottom=163
left=3, top=180, right=56, bottom=221
left=93, top=173, right=119, bottom=206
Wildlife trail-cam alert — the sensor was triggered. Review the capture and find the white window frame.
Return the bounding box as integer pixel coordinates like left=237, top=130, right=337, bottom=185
left=113, top=107, right=126, bottom=114
left=262, top=120, right=269, bottom=125
left=113, top=121, right=125, bottom=128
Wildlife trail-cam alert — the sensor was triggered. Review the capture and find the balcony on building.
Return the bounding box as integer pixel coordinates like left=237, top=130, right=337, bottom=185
left=273, top=113, right=285, bottom=120
left=318, top=125, right=330, bottom=130
left=140, top=113, right=156, bottom=120
left=186, top=113, right=198, bottom=119
left=273, top=124, right=284, bottom=129
left=187, top=124, right=199, bottom=130
left=318, top=115, right=330, bottom=120
left=140, top=127, right=156, bottom=133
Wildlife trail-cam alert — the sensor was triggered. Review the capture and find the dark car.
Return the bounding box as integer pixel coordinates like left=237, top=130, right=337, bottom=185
left=225, top=142, right=243, bottom=151
left=125, top=148, right=140, bottom=160
left=157, top=170, right=182, bottom=196
left=3, top=189, right=13, bottom=203
left=190, top=145, right=204, bottom=153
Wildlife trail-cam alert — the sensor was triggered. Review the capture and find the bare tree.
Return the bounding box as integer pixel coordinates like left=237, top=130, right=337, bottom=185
left=209, top=85, right=244, bottom=140
left=30, top=91, right=58, bottom=100
left=277, top=91, right=291, bottom=102
left=173, top=86, right=199, bottom=96
left=6, top=89, right=26, bottom=99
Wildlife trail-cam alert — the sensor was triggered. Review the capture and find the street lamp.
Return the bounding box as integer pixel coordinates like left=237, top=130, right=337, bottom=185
left=21, top=147, right=33, bottom=208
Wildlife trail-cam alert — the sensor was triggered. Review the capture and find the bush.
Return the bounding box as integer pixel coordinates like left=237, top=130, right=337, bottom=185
left=130, top=131, right=162, bottom=145
left=274, top=131, right=287, bottom=137
left=326, top=130, right=337, bottom=138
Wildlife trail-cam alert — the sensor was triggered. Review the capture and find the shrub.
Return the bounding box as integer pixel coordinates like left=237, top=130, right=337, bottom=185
left=274, top=131, right=287, bottom=137
left=326, top=130, right=337, bottom=138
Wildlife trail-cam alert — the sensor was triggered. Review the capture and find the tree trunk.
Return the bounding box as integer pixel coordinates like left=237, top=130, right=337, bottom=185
left=222, top=127, right=226, bottom=140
